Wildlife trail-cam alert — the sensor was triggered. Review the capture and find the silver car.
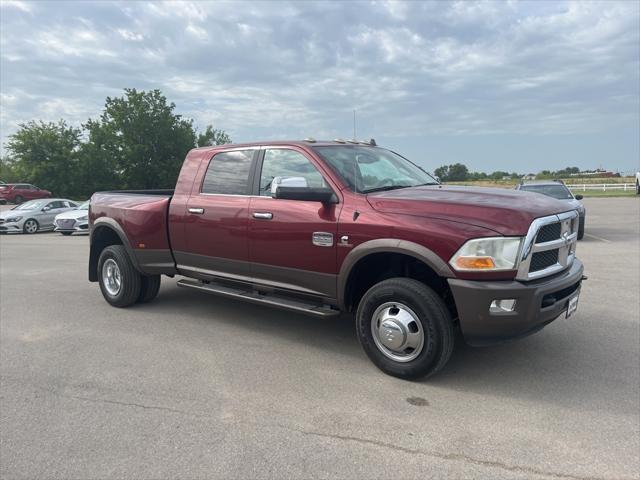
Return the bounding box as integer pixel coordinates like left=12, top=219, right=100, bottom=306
left=54, top=200, right=89, bottom=235
left=0, top=198, right=78, bottom=234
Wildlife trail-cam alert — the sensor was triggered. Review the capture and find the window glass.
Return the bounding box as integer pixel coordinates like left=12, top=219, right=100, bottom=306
left=520, top=184, right=573, bottom=200
left=259, top=149, right=326, bottom=197
left=202, top=150, right=254, bottom=195
left=48, top=201, right=66, bottom=209
left=313, top=146, right=437, bottom=193
left=16, top=184, right=28, bottom=189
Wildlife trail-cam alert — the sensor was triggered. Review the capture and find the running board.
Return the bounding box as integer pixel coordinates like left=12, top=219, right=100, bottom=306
left=176, top=279, right=340, bottom=317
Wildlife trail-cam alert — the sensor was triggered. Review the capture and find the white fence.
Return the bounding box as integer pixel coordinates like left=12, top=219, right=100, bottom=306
left=566, top=183, right=635, bottom=192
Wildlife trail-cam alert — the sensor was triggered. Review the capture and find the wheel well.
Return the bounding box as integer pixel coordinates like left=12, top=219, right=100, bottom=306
left=89, top=226, right=123, bottom=282
left=344, top=252, right=457, bottom=317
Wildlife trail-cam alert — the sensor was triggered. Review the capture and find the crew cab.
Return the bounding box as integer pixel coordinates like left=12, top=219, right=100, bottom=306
left=89, top=140, right=585, bottom=379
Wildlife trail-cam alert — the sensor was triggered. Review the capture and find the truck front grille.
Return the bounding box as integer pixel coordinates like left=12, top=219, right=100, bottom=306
left=536, top=223, right=561, bottom=243
left=530, top=249, right=559, bottom=272
left=516, top=211, right=579, bottom=281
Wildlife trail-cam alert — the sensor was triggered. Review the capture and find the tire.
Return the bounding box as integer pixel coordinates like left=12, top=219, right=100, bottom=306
left=61, top=232, right=73, bottom=236
left=577, top=217, right=585, bottom=240
left=137, top=275, right=161, bottom=303
left=23, top=219, right=39, bottom=234
left=356, top=277, right=454, bottom=380
left=14, top=195, right=24, bottom=204
left=636, top=181, right=639, bottom=195
left=97, top=245, right=141, bottom=308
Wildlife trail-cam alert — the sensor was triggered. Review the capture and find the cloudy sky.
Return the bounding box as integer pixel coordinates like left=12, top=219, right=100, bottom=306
left=1, top=0, right=638, bottom=173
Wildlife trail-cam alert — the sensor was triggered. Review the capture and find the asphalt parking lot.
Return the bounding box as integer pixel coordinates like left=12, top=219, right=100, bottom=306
left=1, top=197, right=638, bottom=479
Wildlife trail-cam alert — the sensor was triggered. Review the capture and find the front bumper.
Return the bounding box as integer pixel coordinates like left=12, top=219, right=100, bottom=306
left=448, top=259, right=584, bottom=346
left=0, top=222, right=24, bottom=233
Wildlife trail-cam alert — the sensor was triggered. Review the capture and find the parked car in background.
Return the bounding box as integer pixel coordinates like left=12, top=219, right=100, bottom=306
left=0, top=184, right=52, bottom=205
left=515, top=180, right=585, bottom=240
left=0, top=199, right=78, bottom=234
left=54, top=200, right=89, bottom=235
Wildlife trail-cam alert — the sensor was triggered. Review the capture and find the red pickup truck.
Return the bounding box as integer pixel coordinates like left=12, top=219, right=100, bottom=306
left=89, top=140, right=584, bottom=378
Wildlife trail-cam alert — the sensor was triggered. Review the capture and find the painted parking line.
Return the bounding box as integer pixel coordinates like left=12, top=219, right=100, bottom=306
left=584, top=233, right=612, bottom=243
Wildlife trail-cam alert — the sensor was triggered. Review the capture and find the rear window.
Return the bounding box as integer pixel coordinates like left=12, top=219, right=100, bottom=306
left=201, top=150, right=254, bottom=195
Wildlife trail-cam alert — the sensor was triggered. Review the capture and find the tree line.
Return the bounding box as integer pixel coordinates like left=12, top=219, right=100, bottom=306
left=433, top=163, right=586, bottom=182
left=0, top=89, right=231, bottom=199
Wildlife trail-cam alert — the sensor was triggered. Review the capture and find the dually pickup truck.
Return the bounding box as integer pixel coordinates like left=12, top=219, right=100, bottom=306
left=89, top=140, right=585, bottom=378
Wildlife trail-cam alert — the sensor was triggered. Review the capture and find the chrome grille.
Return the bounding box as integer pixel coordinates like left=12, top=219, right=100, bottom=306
left=536, top=223, right=561, bottom=243
left=516, top=210, right=578, bottom=281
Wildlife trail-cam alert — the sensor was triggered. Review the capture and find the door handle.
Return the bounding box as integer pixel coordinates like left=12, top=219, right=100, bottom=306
left=188, top=208, right=204, bottom=214
left=253, top=212, right=273, bottom=220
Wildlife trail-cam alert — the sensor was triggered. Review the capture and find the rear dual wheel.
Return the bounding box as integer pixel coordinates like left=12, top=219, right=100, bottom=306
left=98, top=245, right=160, bottom=307
left=356, top=278, right=454, bottom=380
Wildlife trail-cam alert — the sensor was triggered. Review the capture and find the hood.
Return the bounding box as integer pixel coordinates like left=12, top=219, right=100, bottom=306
left=55, top=209, right=88, bottom=220
left=367, top=185, right=577, bottom=235
left=0, top=208, right=37, bottom=219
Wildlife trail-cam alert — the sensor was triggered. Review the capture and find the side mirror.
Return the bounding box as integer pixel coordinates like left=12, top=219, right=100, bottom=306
left=42, top=207, right=50, bottom=212
left=275, top=187, right=338, bottom=204
left=271, top=176, right=308, bottom=195
left=575, top=194, right=583, bottom=200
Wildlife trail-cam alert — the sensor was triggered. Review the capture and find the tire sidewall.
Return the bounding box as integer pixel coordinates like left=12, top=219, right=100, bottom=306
left=23, top=219, right=38, bottom=234
left=356, top=279, right=450, bottom=379
left=97, top=246, right=141, bottom=308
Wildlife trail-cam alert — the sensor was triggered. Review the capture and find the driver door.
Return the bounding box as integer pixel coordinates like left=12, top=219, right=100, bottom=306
left=248, top=147, right=340, bottom=299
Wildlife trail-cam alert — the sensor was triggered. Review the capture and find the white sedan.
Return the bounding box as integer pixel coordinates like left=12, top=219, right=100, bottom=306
left=0, top=199, right=78, bottom=234
left=54, top=200, right=89, bottom=235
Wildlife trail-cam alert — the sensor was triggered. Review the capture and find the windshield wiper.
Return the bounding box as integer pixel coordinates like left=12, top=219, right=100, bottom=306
left=362, top=185, right=412, bottom=194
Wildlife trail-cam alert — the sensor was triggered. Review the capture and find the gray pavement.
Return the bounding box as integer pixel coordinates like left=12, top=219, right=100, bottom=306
left=1, top=197, right=639, bottom=479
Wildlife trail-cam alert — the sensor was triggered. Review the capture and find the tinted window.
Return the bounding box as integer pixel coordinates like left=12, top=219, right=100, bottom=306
left=48, top=201, right=66, bottom=209
left=15, top=184, right=28, bottom=189
left=520, top=184, right=573, bottom=200
left=259, top=149, right=326, bottom=197
left=202, top=150, right=254, bottom=195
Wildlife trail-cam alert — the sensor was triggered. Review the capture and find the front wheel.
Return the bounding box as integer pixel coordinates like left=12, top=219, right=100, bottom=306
left=577, top=217, right=585, bottom=240
left=23, top=219, right=39, bottom=234
left=98, top=245, right=141, bottom=307
left=356, top=278, right=454, bottom=379
left=636, top=181, right=639, bottom=195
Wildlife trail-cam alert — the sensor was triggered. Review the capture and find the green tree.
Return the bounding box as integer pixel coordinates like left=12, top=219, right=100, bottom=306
left=197, top=125, right=232, bottom=147
left=6, top=120, right=82, bottom=197
left=0, top=156, right=20, bottom=183
left=434, top=163, right=469, bottom=181
left=85, top=88, right=197, bottom=190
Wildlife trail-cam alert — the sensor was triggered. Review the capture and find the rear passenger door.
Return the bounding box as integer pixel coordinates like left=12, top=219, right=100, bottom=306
left=176, top=149, right=258, bottom=280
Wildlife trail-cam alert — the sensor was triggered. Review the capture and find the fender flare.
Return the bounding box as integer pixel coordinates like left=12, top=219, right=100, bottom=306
left=89, top=218, right=141, bottom=281
left=337, top=239, right=455, bottom=310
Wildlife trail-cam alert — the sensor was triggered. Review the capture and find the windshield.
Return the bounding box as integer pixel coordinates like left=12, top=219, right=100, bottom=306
left=14, top=200, right=47, bottom=210
left=520, top=184, right=573, bottom=200
left=313, top=146, right=438, bottom=193
left=77, top=201, right=90, bottom=210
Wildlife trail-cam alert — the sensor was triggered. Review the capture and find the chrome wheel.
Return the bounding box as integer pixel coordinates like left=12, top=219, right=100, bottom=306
left=102, top=258, right=122, bottom=296
left=24, top=220, right=38, bottom=234
left=371, top=302, right=425, bottom=362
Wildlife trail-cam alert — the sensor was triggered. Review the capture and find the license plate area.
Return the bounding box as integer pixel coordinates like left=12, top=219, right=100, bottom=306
left=566, top=294, right=579, bottom=318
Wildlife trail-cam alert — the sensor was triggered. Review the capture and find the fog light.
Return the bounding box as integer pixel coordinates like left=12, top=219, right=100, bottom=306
left=490, top=299, right=516, bottom=313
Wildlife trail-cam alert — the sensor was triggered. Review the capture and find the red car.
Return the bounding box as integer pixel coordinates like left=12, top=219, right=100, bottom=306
left=88, top=140, right=584, bottom=379
left=0, top=184, right=52, bottom=204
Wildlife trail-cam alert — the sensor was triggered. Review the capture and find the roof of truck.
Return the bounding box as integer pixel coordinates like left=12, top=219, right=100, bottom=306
left=193, top=139, right=379, bottom=153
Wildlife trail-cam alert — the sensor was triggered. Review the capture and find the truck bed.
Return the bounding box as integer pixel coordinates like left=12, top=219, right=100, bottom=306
left=90, top=190, right=176, bottom=275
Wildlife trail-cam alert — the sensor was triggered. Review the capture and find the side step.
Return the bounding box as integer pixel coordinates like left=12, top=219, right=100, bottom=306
left=176, top=279, right=340, bottom=318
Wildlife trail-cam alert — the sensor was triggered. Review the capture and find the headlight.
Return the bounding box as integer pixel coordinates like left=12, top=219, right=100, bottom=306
left=4, top=216, right=22, bottom=223
left=450, top=237, right=523, bottom=271
left=77, top=215, right=88, bottom=221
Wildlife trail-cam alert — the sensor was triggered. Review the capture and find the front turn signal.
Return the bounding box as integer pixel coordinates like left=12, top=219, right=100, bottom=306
left=454, top=256, right=496, bottom=270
